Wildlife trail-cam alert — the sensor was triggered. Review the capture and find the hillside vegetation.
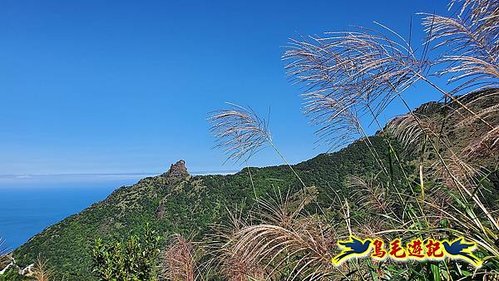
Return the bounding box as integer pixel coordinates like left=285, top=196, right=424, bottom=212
left=14, top=133, right=404, bottom=279
left=3, top=0, right=499, bottom=279
left=10, top=90, right=498, bottom=280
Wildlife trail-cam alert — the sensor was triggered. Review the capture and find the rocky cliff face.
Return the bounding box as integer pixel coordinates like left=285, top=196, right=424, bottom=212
left=155, top=160, right=189, bottom=219
left=161, top=160, right=189, bottom=179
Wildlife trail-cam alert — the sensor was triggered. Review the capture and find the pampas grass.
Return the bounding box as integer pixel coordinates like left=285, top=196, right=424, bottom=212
left=32, top=256, right=53, bottom=281
left=283, top=28, right=426, bottom=148
left=163, top=235, right=197, bottom=281
left=219, top=194, right=342, bottom=280
left=421, top=0, right=498, bottom=93
left=208, top=103, right=307, bottom=189
left=0, top=238, right=9, bottom=271
left=208, top=103, right=271, bottom=163
left=196, top=0, right=499, bottom=280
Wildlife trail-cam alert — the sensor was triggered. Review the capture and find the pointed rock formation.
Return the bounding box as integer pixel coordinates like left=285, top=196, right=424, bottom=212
left=162, top=160, right=189, bottom=179
left=155, top=160, right=189, bottom=219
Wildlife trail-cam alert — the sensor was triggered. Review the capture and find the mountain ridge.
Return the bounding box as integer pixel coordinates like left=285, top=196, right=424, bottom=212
left=11, top=91, right=498, bottom=280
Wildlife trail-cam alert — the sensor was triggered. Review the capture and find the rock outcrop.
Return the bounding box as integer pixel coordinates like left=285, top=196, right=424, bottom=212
left=162, top=160, right=189, bottom=179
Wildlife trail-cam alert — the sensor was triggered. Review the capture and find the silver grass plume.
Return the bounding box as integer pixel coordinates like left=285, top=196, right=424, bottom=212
left=421, top=0, right=499, bottom=93
left=284, top=27, right=427, bottom=147
left=208, top=103, right=270, bottom=163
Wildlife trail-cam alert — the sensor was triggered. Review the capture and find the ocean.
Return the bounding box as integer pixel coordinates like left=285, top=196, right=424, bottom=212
left=0, top=179, right=140, bottom=251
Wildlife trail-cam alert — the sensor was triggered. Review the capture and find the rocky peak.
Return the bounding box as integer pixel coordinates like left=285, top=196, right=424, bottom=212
left=162, top=160, right=189, bottom=179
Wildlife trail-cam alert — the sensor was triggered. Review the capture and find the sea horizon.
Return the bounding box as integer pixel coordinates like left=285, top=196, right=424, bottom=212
left=0, top=168, right=240, bottom=251
left=0, top=180, right=136, bottom=251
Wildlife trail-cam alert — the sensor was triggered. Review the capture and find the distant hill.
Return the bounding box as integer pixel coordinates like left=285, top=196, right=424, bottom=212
left=12, top=90, right=498, bottom=280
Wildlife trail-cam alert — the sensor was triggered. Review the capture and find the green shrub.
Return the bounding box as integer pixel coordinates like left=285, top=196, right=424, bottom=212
left=91, top=224, right=161, bottom=281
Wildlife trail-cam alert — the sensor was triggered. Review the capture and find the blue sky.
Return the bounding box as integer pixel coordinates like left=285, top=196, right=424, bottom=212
left=0, top=1, right=449, bottom=185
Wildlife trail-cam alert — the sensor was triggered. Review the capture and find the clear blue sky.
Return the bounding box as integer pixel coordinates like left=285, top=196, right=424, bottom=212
left=0, top=1, right=448, bottom=185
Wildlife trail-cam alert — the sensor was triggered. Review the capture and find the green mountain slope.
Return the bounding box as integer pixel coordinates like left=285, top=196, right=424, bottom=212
left=12, top=92, right=498, bottom=280
left=14, top=137, right=400, bottom=280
